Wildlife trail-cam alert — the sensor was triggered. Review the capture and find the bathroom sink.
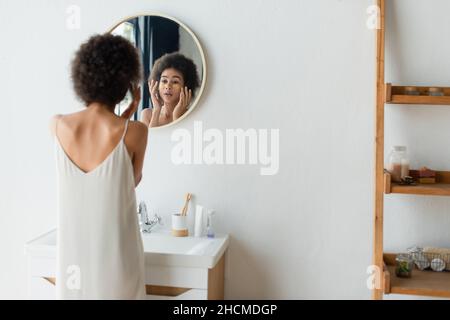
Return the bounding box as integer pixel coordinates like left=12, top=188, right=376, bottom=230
left=141, top=229, right=228, bottom=268
left=25, top=228, right=229, bottom=269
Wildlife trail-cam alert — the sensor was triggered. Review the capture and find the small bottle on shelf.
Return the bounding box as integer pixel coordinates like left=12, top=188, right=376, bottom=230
left=404, top=86, right=419, bottom=96
left=428, top=87, right=444, bottom=96
left=387, top=146, right=409, bottom=182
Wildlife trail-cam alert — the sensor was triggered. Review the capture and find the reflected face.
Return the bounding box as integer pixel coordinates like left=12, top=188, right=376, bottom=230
left=159, top=68, right=185, bottom=105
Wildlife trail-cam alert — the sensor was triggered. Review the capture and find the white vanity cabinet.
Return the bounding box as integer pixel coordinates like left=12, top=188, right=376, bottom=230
left=25, top=229, right=229, bottom=300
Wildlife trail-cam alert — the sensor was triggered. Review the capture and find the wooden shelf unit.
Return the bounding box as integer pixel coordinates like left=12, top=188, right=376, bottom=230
left=384, top=171, right=450, bottom=196
left=385, top=84, right=450, bottom=105
left=384, top=253, right=450, bottom=298
left=373, top=0, right=450, bottom=300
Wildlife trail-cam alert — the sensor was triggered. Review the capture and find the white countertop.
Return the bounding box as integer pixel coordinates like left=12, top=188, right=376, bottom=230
left=25, top=228, right=229, bottom=269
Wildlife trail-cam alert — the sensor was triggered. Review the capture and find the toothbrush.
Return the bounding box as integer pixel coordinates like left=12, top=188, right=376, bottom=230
left=181, top=193, right=192, bottom=216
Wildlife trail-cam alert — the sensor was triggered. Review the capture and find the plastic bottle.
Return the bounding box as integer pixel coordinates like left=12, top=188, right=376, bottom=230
left=194, top=205, right=205, bottom=237
left=206, top=210, right=215, bottom=238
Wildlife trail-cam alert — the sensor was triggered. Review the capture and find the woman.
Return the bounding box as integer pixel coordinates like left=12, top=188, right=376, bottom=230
left=49, top=34, right=148, bottom=299
left=141, top=52, right=200, bottom=127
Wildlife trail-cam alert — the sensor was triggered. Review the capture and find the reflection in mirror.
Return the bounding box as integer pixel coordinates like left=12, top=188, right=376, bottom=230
left=110, top=15, right=206, bottom=128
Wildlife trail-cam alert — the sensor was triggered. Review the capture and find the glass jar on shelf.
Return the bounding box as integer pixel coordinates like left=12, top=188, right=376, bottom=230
left=387, top=146, right=409, bottom=183
left=428, top=87, right=444, bottom=96
left=395, top=253, right=414, bottom=278
left=404, top=86, right=419, bottom=95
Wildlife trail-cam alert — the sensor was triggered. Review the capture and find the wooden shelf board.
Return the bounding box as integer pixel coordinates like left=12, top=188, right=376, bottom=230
left=385, top=84, right=450, bottom=105
left=389, top=95, right=450, bottom=105
left=384, top=253, right=450, bottom=298
left=390, top=183, right=450, bottom=196
left=385, top=171, right=450, bottom=196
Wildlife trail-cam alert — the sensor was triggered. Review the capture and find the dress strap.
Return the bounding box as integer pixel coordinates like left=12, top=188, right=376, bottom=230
left=54, top=115, right=61, bottom=141
left=121, top=119, right=129, bottom=141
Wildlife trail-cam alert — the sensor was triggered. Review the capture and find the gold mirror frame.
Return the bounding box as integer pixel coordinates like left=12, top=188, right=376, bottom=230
left=108, top=13, right=207, bottom=130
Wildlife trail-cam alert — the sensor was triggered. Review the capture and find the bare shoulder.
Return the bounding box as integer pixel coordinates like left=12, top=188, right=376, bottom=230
left=141, top=108, right=152, bottom=118
left=129, top=120, right=148, bottom=135
left=140, top=108, right=152, bottom=126
left=49, top=110, right=84, bottom=135
left=49, top=114, right=63, bottom=136
left=127, top=120, right=148, bottom=145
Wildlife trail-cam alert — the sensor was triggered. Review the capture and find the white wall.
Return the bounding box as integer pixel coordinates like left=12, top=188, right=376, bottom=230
left=2, top=0, right=446, bottom=300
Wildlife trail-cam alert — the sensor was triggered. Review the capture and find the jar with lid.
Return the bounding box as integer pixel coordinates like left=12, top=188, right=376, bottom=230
left=387, top=146, right=409, bottom=182
left=404, top=86, right=419, bottom=95
left=395, top=254, right=414, bottom=278
left=428, top=87, right=444, bottom=96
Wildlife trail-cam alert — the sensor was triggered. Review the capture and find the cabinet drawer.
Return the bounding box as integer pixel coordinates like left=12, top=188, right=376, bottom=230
left=146, top=288, right=207, bottom=300
left=28, top=277, right=56, bottom=299
left=145, top=265, right=208, bottom=289
left=27, top=257, right=56, bottom=277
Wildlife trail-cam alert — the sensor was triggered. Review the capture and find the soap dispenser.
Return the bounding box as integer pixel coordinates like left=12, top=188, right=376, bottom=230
left=206, top=210, right=215, bottom=238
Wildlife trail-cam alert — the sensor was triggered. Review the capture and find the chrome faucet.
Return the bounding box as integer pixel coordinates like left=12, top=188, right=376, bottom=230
left=137, top=201, right=163, bottom=233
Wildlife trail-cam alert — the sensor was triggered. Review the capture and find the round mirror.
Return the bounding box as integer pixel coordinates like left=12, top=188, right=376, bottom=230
left=108, top=14, right=206, bottom=129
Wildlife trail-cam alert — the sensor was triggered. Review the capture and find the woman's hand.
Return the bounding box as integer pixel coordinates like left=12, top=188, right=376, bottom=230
left=149, top=79, right=163, bottom=111
left=121, top=85, right=141, bottom=119
left=173, top=86, right=192, bottom=120
left=148, top=79, right=163, bottom=127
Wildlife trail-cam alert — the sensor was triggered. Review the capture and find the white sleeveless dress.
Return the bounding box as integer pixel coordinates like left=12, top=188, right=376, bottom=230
left=54, top=119, right=145, bottom=300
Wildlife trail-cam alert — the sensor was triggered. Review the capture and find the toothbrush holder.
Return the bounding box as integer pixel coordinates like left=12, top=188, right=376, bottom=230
left=172, top=213, right=188, bottom=237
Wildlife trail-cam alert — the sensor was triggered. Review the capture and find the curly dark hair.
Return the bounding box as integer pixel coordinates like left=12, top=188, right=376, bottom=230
left=149, top=52, right=200, bottom=96
left=71, top=34, right=142, bottom=108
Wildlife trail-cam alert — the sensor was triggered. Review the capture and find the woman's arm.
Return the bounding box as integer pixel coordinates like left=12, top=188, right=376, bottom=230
left=129, top=121, right=148, bottom=187
left=140, top=108, right=152, bottom=126
left=121, top=85, right=141, bottom=120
